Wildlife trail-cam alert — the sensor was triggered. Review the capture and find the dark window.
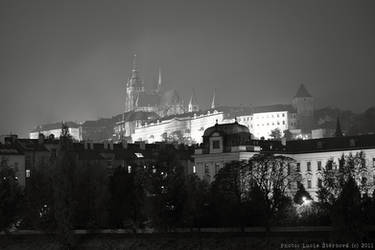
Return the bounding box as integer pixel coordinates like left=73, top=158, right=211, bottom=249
left=287, top=164, right=291, bottom=175
left=373, top=158, right=375, bottom=167
left=212, top=140, right=220, bottom=149
left=296, top=163, right=301, bottom=172
left=307, top=162, right=311, bottom=172
left=307, top=180, right=312, bottom=189
left=317, top=161, right=322, bottom=171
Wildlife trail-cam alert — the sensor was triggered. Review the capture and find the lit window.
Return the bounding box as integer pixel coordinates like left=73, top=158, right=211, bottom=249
left=135, top=153, right=144, bottom=158
left=128, top=166, right=132, bottom=173
left=317, top=161, right=322, bottom=171
left=307, top=180, right=312, bottom=189
left=26, top=169, right=31, bottom=178
left=193, top=165, right=196, bottom=174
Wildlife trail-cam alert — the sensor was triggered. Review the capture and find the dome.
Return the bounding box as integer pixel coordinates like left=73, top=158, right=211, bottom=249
left=161, top=89, right=181, bottom=106
left=203, top=122, right=250, bottom=137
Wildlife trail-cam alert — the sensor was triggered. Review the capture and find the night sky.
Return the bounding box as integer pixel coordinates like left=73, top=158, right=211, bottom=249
left=1, top=0, right=374, bottom=136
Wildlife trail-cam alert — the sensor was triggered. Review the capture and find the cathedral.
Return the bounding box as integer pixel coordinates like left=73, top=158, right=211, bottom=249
left=124, top=54, right=194, bottom=117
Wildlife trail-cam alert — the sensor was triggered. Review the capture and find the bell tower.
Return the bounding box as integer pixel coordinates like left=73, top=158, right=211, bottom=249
left=292, top=84, right=314, bottom=133
left=125, top=54, right=144, bottom=112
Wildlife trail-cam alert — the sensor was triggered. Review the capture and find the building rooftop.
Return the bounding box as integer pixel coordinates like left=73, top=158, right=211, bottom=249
left=285, top=134, right=375, bottom=154
left=294, top=84, right=312, bottom=98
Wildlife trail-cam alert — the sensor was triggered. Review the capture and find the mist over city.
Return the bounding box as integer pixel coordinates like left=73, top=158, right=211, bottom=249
left=1, top=1, right=375, bottom=249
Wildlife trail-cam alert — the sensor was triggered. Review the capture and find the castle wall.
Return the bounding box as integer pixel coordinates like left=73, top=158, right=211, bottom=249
left=131, top=111, right=224, bottom=144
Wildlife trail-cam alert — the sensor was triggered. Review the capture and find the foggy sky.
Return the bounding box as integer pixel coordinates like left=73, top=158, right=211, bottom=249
left=1, top=0, right=375, bottom=136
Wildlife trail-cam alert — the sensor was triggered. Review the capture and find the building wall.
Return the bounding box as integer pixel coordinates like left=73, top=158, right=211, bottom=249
left=193, top=151, right=257, bottom=183
left=30, top=128, right=82, bottom=141
left=281, top=148, right=375, bottom=200
left=237, top=111, right=297, bottom=139
left=0, top=154, right=26, bottom=187
left=292, top=96, right=314, bottom=132
left=131, top=111, right=224, bottom=144
left=190, top=111, right=224, bottom=143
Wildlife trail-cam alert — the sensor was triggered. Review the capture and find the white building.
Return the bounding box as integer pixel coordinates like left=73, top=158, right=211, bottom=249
left=131, top=110, right=225, bottom=144
left=29, top=122, right=82, bottom=141
left=194, top=122, right=375, bottom=200
left=236, top=104, right=297, bottom=139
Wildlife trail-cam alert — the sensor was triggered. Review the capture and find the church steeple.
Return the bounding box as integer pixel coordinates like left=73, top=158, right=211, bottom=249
left=125, top=54, right=144, bottom=112
left=188, top=89, right=199, bottom=112
left=334, top=117, right=343, bottom=137
left=155, top=67, right=162, bottom=93
left=128, top=54, right=143, bottom=89
left=211, top=89, right=216, bottom=109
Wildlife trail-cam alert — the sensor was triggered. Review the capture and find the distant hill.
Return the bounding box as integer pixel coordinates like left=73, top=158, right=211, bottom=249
left=314, top=106, right=375, bottom=136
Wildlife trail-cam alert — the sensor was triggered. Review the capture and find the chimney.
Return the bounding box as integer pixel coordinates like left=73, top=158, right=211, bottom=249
left=109, top=140, right=114, bottom=150
left=84, top=141, right=88, bottom=150
left=104, top=141, right=108, bottom=150
left=90, top=141, right=94, bottom=150
left=122, top=140, right=128, bottom=149
left=38, top=133, right=45, bottom=144
left=139, top=141, right=145, bottom=150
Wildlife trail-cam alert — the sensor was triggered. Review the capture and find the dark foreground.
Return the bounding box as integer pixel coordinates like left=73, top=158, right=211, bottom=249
left=1, top=228, right=374, bottom=250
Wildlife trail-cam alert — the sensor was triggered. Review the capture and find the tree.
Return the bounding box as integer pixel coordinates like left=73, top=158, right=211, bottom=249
left=244, top=154, right=301, bottom=229
left=22, top=159, right=55, bottom=230
left=0, top=157, right=23, bottom=232
left=182, top=175, right=210, bottom=229
left=269, top=128, right=282, bottom=140
left=73, top=161, right=110, bottom=229
left=283, top=129, right=293, bottom=141
left=52, top=123, right=76, bottom=248
left=293, top=182, right=312, bottom=205
left=331, top=177, right=363, bottom=241
left=109, top=163, right=149, bottom=231
left=148, top=146, right=187, bottom=231
left=210, top=161, right=248, bottom=230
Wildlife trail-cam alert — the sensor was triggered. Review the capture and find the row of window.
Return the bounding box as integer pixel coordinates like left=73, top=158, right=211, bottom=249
left=255, top=120, right=286, bottom=127
left=238, top=113, right=288, bottom=123
left=295, top=159, right=375, bottom=173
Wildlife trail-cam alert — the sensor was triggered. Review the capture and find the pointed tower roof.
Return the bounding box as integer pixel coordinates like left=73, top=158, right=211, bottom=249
left=128, top=54, right=143, bottom=88
left=294, top=84, right=312, bottom=98
left=211, top=89, right=216, bottom=109
left=189, top=89, right=198, bottom=106
left=334, top=117, right=343, bottom=137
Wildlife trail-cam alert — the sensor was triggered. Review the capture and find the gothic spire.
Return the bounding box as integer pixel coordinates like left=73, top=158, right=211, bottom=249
left=188, top=89, right=199, bottom=112
left=334, top=116, right=343, bottom=137
left=211, top=89, right=216, bottom=109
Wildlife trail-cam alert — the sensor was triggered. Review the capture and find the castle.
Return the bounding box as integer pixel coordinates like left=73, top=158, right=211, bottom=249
left=124, top=54, right=203, bottom=117
left=30, top=55, right=315, bottom=143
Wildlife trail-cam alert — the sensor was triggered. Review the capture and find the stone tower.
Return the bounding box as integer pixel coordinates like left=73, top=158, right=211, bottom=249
left=292, top=84, right=314, bottom=133
left=125, top=54, right=144, bottom=112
